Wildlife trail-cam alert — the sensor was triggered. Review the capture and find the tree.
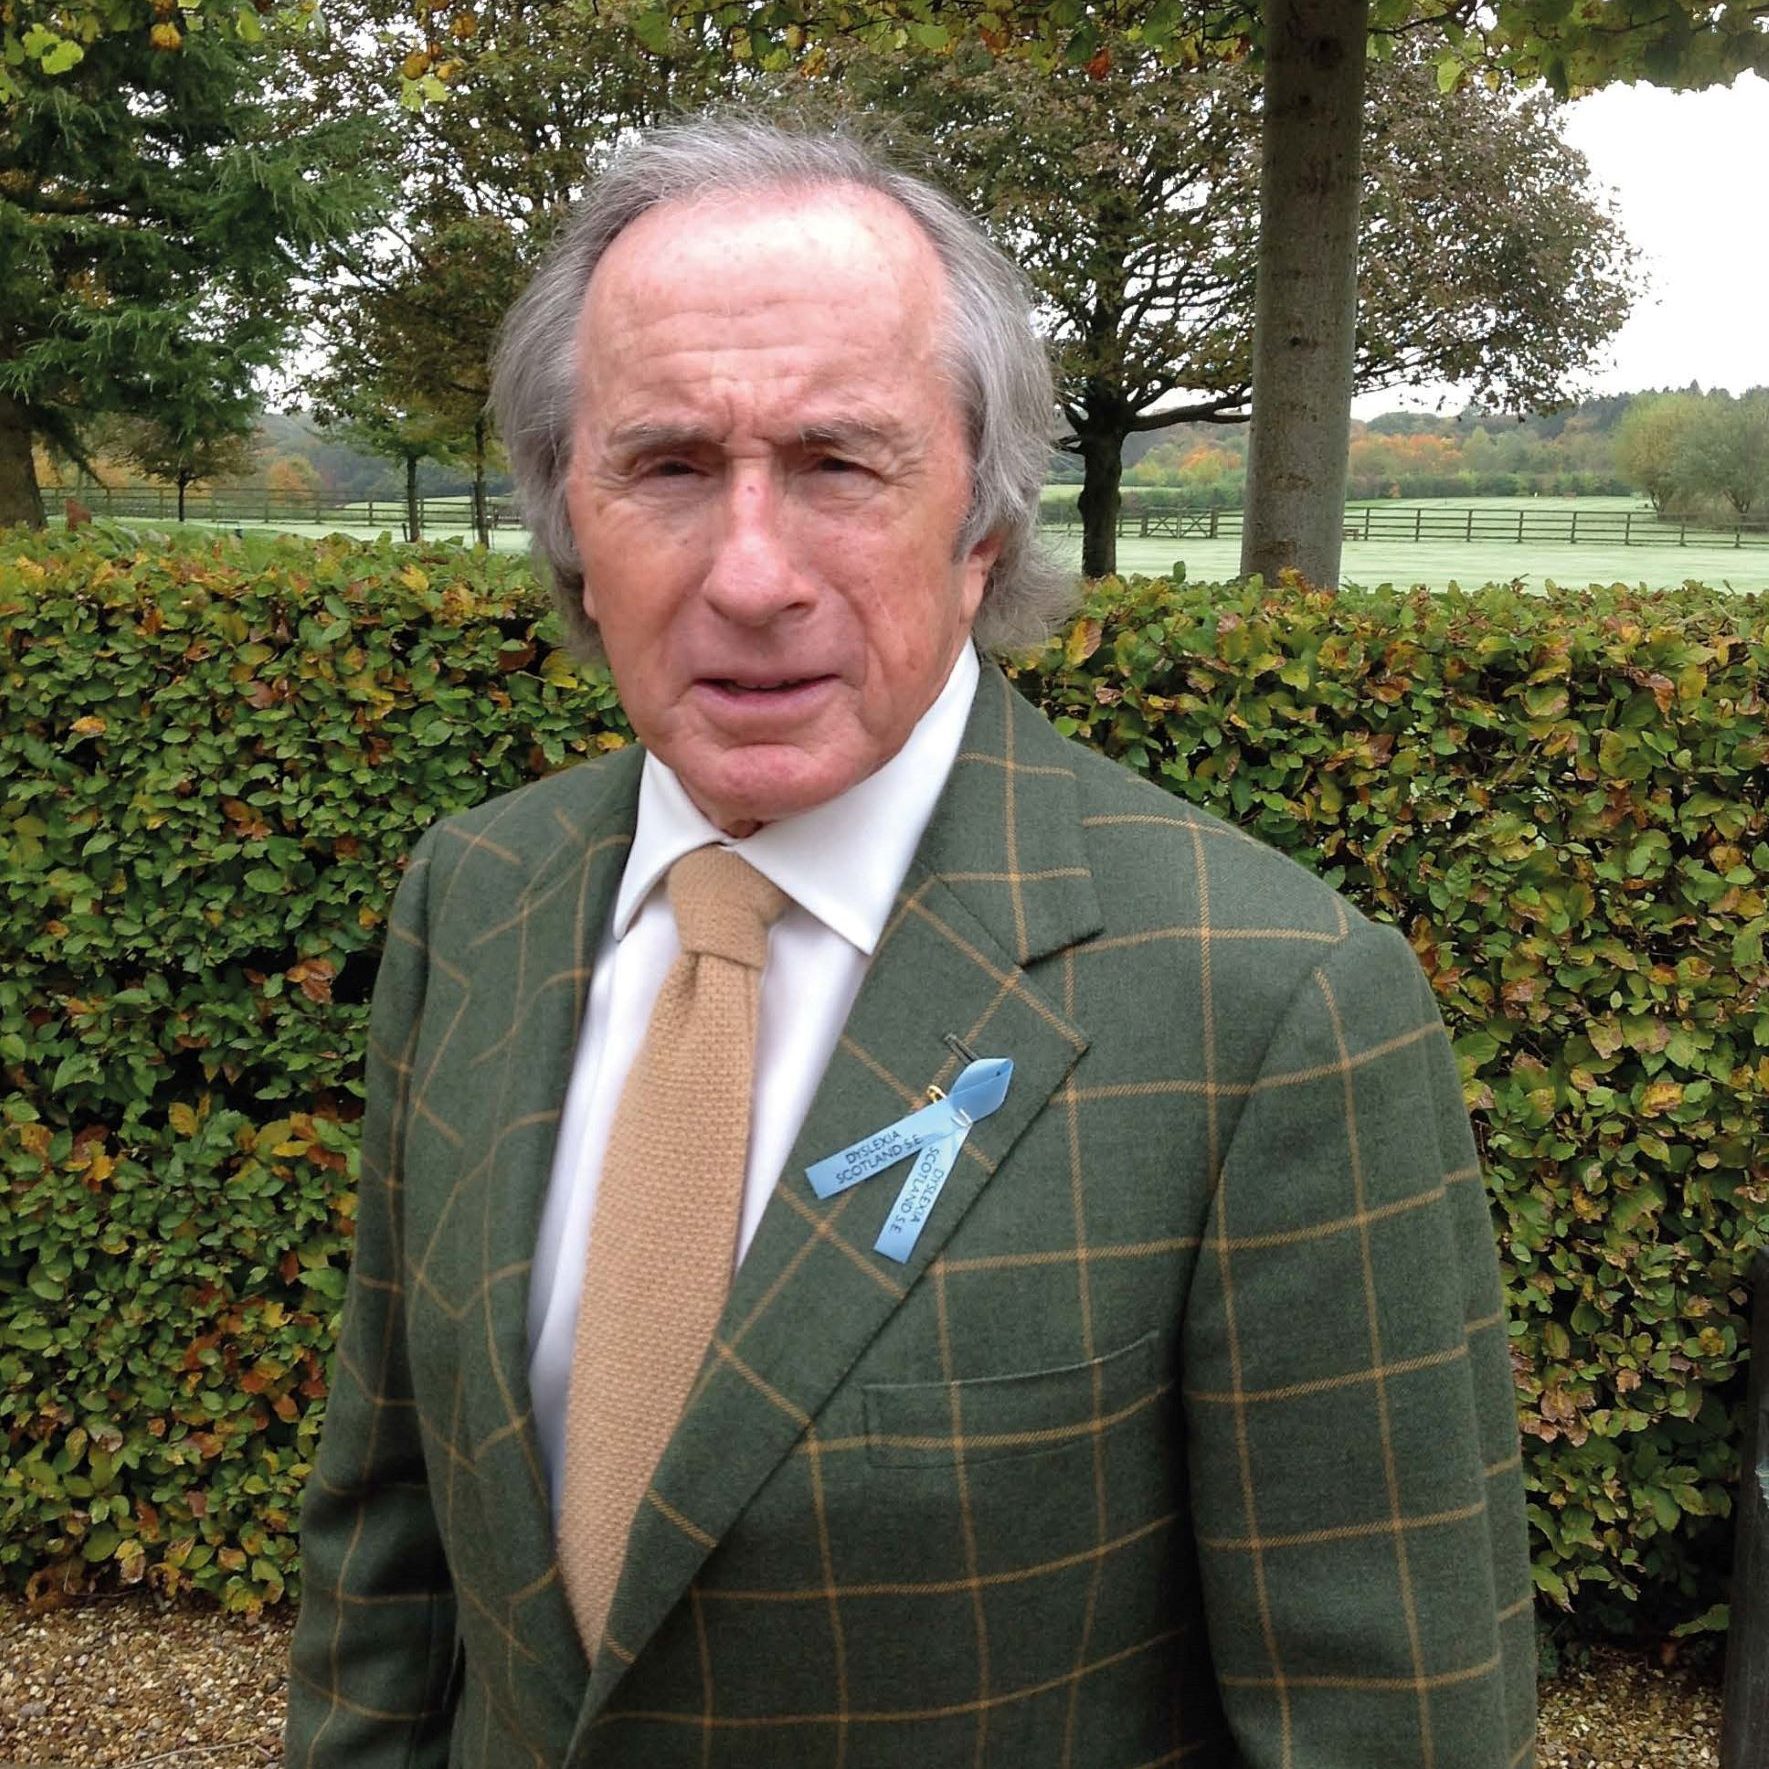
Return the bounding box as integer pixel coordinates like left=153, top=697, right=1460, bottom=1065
left=26, top=0, right=1769, bottom=574
left=266, top=454, right=326, bottom=498
left=0, top=25, right=378, bottom=528
left=1241, top=0, right=1367, bottom=584
left=313, top=394, right=469, bottom=543
left=1245, top=0, right=1769, bottom=583
left=297, top=0, right=736, bottom=548
left=1677, top=390, right=1769, bottom=520
left=106, top=385, right=261, bottom=521
left=472, top=0, right=1764, bottom=581
left=309, top=211, right=523, bottom=548
left=826, top=31, right=1635, bottom=575
left=1614, top=393, right=1707, bottom=515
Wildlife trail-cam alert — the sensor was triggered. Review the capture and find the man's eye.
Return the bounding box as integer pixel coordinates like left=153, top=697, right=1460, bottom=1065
left=814, top=456, right=863, bottom=475
left=650, top=459, right=700, bottom=478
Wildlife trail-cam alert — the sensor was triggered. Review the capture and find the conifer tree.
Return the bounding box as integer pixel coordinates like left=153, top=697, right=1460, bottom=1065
left=0, top=24, right=378, bottom=526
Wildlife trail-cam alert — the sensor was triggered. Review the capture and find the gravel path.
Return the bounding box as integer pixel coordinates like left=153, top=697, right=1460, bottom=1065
left=0, top=1590, right=1728, bottom=1767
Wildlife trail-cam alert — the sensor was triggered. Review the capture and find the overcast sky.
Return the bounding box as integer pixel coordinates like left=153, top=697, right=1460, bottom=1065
left=1354, top=68, right=1769, bottom=418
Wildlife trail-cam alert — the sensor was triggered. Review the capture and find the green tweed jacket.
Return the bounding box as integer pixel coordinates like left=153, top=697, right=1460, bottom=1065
left=285, top=662, right=1536, bottom=1769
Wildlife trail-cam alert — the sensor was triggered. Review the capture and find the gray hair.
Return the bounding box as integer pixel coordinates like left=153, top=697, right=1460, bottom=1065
left=489, top=114, right=1076, bottom=659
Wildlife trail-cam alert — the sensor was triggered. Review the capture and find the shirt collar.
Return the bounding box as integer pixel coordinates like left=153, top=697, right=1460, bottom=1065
left=613, top=643, right=980, bottom=956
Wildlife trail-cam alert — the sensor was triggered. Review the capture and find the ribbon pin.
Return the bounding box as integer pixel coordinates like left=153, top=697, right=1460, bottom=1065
left=806, top=1057, right=1014, bottom=1264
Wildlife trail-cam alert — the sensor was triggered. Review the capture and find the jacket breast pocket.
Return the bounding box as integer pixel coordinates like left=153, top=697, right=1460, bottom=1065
left=862, top=1332, right=1160, bottom=1469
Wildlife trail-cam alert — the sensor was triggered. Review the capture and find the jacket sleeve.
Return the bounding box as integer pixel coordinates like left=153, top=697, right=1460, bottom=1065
left=1181, top=915, right=1537, bottom=1768
left=285, top=827, right=460, bottom=1769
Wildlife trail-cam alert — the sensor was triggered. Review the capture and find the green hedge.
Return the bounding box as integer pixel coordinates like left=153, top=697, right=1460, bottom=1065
left=1014, top=575, right=1769, bottom=1637
left=2, top=527, right=1765, bottom=1637
left=0, top=530, right=629, bottom=1609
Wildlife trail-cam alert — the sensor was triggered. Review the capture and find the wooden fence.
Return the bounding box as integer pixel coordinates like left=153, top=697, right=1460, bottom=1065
left=1037, top=504, right=1769, bottom=549
left=53, top=486, right=1769, bottom=551
left=53, top=486, right=521, bottom=534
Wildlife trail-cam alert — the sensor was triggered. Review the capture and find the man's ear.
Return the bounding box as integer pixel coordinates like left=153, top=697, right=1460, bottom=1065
left=961, top=532, right=1003, bottom=621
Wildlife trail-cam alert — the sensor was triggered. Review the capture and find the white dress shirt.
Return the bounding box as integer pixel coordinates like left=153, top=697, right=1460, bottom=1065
left=526, top=643, right=980, bottom=1510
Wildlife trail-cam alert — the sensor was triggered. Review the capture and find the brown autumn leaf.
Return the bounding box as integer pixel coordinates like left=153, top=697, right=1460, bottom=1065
left=25, top=1559, right=87, bottom=1613
left=222, top=798, right=271, bottom=840
left=1640, top=1080, right=1684, bottom=1116
left=287, top=957, right=335, bottom=1004
left=1064, top=616, right=1102, bottom=667
left=1627, top=667, right=1676, bottom=715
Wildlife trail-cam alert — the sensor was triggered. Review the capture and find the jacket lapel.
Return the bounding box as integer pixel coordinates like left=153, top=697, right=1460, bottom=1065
left=449, top=744, right=642, bottom=1714
left=580, top=664, right=1103, bottom=1717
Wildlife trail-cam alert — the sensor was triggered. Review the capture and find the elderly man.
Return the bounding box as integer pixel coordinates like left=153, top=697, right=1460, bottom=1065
left=285, top=119, right=1534, bottom=1768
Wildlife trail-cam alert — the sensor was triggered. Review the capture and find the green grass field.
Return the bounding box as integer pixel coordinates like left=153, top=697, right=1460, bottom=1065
left=159, top=494, right=1769, bottom=594
left=1039, top=494, right=1769, bottom=593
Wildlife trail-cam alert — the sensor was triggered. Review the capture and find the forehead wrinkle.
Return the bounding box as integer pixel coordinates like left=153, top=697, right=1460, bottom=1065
left=796, top=419, right=907, bottom=453
left=602, top=419, right=715, bottom=458
left=598, top=406, right=926, bottom=461
left=572, top=187, right=964, bottom=467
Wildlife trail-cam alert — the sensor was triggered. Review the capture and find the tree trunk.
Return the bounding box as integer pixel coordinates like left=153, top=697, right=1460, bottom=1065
left=472, top=415, right=489, bottom=549
left=0, top=396, right=45, bottom=530
left=1240, top=0, right=1369, bottom=587
left=405, top=451, right=422, bottom=542
left=1076, top=429, right=1126, bottom=579
left=177, top=470, right=189, bottom=523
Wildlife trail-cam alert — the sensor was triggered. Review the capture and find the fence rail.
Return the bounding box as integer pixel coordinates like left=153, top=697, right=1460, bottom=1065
left=51, top=486, right=520, bottom=534
left=1036, top=504, right=1769, bottom=549
left=50, top=485, right=1769, bottom=551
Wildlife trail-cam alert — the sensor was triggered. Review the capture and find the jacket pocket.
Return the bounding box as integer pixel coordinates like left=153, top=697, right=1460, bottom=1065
left=863, top=1332, right=1159, bottom=1469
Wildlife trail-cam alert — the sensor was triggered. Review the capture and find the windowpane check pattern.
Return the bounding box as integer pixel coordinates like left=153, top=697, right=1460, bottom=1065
left=286, top=664, right=1536, bottom=1769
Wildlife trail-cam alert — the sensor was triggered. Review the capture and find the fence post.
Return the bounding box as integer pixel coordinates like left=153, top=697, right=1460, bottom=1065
left=1209, top=508, right=1218, bottom=540
left=1570, top=509, right=1578, bottom=543
left=1625, top=511, right=1633, bottom=546
left=1721, top=1247, right=1769, bottom=1768
left=1681, top=519, right=1688, bottom=547
left=1414, top=508, right=1422, bottom=542
left=1517, top=508, right=1525, bottom=544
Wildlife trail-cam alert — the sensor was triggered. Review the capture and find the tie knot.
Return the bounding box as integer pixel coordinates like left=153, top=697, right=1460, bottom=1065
left=668, top=847, right=789, bottom=968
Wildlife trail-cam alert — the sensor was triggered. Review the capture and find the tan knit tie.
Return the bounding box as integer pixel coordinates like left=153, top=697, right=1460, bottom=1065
left=559, top=845, right=789, bottom=1661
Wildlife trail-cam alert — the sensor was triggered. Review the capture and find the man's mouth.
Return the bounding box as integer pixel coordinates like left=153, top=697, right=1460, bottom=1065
left=708, top=676, right=828, bottom=694
left=690, top=674, right=841, bottom=725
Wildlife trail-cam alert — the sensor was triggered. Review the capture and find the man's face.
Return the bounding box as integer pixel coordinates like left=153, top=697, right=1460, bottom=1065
left=564, top=186, right=999, bottom=835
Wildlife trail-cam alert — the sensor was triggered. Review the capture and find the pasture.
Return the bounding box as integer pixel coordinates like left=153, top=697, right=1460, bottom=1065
left=1042, top=494, right=1769, bottom=593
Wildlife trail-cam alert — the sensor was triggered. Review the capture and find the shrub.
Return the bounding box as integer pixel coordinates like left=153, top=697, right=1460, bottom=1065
left=3, top=527, right=1765, bottom=1635
left=1, top=529, right=627, bottom=1610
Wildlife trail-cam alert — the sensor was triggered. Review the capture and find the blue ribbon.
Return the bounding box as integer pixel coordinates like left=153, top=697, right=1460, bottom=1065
left=806, top=1057, right=1013, bottom=1264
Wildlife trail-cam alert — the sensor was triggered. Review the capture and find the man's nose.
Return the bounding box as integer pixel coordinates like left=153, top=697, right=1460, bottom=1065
left=700, top=466, right=812, bottom=624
